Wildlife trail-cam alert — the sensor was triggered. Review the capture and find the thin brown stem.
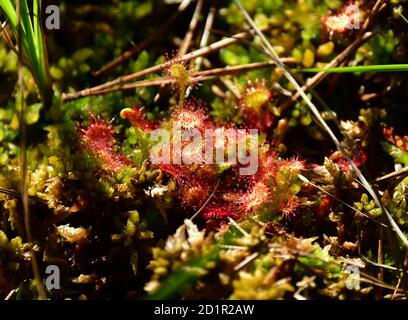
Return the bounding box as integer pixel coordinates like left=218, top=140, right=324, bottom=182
left=358, top=0, right=385, bottom=37
left=211, top=85, right=228, bottom=99
left=0, top=19, right=18, bottom=55
left=220, top=77, right=241, bottom=100
left=375, top=233, right=384, bottom=299
left=178, top=0, right=204, bottom=56
left=195, top=7, right=215, bottom=71
left=190, top=178, right=220, bottom=221
left=376, top=167, right=408, bottom=182
left=196, top=59, right=295, bottom=77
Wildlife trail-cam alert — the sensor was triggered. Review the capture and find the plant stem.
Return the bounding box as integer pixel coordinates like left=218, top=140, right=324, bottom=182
left=178, top=0, right=204, bottom=56
left=16, top=0, right=47, bottom=300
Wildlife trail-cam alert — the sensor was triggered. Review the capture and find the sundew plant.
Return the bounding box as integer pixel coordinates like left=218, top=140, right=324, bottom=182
left=0, top=0, right=408, bottom=300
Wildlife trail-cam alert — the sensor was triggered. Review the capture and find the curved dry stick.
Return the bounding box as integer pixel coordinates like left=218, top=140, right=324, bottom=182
left=179, top=0, right=204, bottom=56
left=0, top=19, right=19, bottom=56
left=376, top=167, right=408, bottom=183
left=195, top=6, right=215, bottom=71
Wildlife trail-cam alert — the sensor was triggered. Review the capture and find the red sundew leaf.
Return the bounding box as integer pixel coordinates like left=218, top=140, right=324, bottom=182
left=277, top=157, right=306, bottom=176
left=279, top=196, right=301, bottom=219
left=80, top=114, right=132, bottom=174
left=254, top=152, right=280, bottom=182
left=332, top=150, right=367, bottom=174
left=159, top=162, right=220, bottom=210
left=241, top=79, right=273, bottom=110
left=321, top=1, right=364, bottom=40
left=240, top=181, right=271, bottom=213
left=120, top=106, right=157, bottom=132
left=162, top=53, right=197, bottom=91
left=181, top=183, right=211, bottom=209
left=201, top=206, right=240, bottom=221
left=80, top=114, right=116, bottom=152
left=239, top=78, right=274, bottom=132
left=170, top=98, right=213, bottom=131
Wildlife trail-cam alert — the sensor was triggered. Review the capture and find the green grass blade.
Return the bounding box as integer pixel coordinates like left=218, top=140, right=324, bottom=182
left=0, top=0, right=17, bottom=28
left=33, top=0, right=40, bottom=48
left=31, top=0, right=47, bottom=92
left=0, top=0, right=38, bottom=77
left=301, top=64, right=408, bottom=73
left=400, top=12, right=408, bottom=24
left=145, top=244, right=222, bottom=300
left=382, top=142, right=408, bottom=166
left=145, top=228, right=237, bottom=299
left=20, top=0, right=38, bottom=58
left=1, top=0, right=51, bottom=106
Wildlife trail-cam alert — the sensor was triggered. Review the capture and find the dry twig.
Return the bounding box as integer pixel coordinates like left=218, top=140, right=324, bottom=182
left=62, top=28, right=267, bottom=102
